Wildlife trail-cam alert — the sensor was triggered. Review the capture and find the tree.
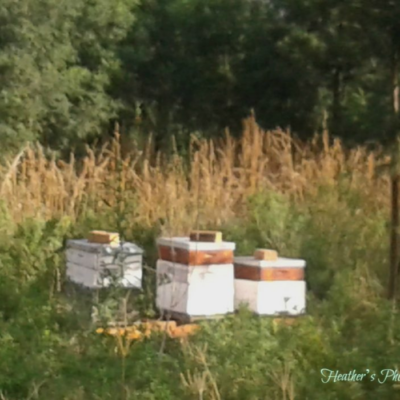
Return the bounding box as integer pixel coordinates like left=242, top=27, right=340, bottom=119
left=267, top=0, right=370, bottom=138
left=116, top=0, right=252, bottom=151
left=344, top=0, right=400, bottom=299
left=0, top=0, right=134, bottom=155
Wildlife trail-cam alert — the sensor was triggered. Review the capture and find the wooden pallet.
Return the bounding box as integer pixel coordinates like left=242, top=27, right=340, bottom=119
left=160, top=310, right=230, bottom=324
left=255, top=312, right=305, bottom=318
left=234, top=309, right=305, bottom=318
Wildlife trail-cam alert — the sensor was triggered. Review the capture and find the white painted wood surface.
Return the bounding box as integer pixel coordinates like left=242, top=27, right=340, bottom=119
left=156, top=260, right=234, bottom=316
left=157, top=281, right=234, bottom=316
left=66, top=239, right=143, bottom=289
left=234, top=280, right=306, bottom=315
left=156, top=260, right=234, bottom=284
left=66, top=262, right=142, bottom=289
left=67, top=239, right=143, bottom=255
left=156, top=237, right=236, bottom=251
left=66, top=248, right=142, bottom=270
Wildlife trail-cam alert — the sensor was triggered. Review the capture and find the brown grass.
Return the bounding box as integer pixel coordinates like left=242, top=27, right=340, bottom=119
left=0, top=116, right=389, bottom=233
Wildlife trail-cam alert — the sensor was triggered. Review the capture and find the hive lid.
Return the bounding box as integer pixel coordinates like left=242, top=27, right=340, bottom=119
left=157, top=237, right=236, bottom=251
left=67, top=239, right=144, bottom=255
left=234, top=256, right=305, bottom=268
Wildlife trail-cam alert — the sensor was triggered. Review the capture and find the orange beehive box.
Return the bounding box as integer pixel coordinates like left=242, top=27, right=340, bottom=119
left=234, top=256, right=304, bottom=282
left=157, top=236, right=235, bottom=266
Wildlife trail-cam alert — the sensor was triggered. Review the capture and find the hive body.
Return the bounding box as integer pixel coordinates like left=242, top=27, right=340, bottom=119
left=234, top=256, right=306, bottom=316
left=156, top=237, right=235, bottom=318
left=66, top=239, right=143, bottom=289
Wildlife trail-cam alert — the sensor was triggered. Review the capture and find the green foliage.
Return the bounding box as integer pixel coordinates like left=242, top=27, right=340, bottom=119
left=0, top=185, right=398, bottom=399
left=1, top=0, right=400, bottom=153
left=223, top=191, right=306, bottom=256
left=223, top=184, right=387, bottom=301
left=0, top=0, right=134, bottom=155
left=3, top=0, right=400, bottom=397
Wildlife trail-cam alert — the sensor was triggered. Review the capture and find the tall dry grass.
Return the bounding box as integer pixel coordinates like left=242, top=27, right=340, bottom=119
left=0, top=116, right=390, bottom=233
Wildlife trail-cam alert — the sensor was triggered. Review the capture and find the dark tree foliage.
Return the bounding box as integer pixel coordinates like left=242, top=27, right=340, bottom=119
left=0, top=0, right=399, bottom=154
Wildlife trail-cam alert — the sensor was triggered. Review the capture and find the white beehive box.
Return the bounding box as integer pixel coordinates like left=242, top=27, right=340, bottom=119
left=66, top=239, right=143, bottom=289
left=234, top=256, right=306, bottom=316
left=156, top=236, right=236, bottom=317
left=156, top=260, right=234, bottom=316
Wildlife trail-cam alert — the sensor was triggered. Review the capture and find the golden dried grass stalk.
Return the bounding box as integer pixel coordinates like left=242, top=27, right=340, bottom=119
left=0, top=115, right=388, bottom=230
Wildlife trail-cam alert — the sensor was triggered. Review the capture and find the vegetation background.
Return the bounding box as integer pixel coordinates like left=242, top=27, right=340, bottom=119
left=1, top=0, right=400, bottom=399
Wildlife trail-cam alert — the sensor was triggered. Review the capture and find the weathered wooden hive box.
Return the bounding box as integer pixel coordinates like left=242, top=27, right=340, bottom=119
left=66, top=239, right=144, bottom=289
left=156, top=232, right=236, bottom=318
left=234, top=249, right=306, bottom=316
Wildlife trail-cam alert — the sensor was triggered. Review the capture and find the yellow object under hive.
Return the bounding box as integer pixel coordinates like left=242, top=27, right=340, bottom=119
left=96, top=321, right=200, bottom=341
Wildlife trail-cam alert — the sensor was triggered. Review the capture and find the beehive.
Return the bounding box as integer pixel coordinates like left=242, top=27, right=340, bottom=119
left=66, top=239, right=143, bottom=289
left=234, top=253, right=306, bottom=316
left=156, top=235, right=236, bottom=318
